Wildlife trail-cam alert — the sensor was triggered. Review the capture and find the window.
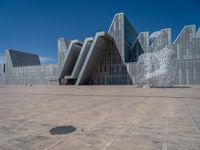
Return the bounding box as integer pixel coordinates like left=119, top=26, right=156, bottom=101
left=3, top=64, right=5, bottom=73
left=111, top=66, right=114, bottom=72
left=117, top=66, right=119, bottom=72
left=100, top=66, right=102, bottom=72
left=122, top=66, right=126, bottom=72
left=109, top=65, right=112, bottom=72
left=104, top=66, right=107, bottom=72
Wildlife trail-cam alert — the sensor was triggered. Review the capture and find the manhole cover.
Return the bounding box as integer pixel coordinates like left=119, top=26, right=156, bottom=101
left=49, top=125, right=76, bottom=135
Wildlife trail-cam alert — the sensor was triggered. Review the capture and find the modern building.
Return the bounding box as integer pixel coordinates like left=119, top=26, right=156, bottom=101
left=0, top=13, right=200, bottom=85
left=0, top=49, right=58, bottom=85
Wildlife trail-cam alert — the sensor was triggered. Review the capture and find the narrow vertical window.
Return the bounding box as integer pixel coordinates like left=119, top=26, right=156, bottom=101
left=3, top=64, right=5, bottom=73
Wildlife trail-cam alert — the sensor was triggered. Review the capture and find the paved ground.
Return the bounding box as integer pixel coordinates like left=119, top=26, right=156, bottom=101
left=0, top=85, right=200, bottom=150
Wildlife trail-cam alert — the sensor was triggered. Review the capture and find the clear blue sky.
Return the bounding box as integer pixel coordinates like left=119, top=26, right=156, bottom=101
left=0, top=0, right=200, bottom=63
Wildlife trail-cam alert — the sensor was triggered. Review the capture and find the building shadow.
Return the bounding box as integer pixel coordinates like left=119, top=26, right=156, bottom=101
left=172, top=85, right=191, bottom=88
left=136, top=85, right=191, bottom=88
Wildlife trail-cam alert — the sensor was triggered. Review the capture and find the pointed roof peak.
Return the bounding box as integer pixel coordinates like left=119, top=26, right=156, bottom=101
left=196, top=27, right=200, bottom=37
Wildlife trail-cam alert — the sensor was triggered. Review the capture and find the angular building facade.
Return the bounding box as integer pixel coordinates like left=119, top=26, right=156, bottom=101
left=173, top=25, right=200, bottom=85
left=1, top=49, right=58, bottom=85
left=0, top=13, right=200, bottom=85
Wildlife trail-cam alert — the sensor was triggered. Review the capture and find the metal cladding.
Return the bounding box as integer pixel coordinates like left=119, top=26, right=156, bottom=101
left=136, top=47, right=176, bottom=87
left=0, top=13, right=199, bottom=85
left=0, top=64, right=5, bottom=84
left=173, top=25, right=200, bottom=85
left=3, top=49, right=58, bottom=85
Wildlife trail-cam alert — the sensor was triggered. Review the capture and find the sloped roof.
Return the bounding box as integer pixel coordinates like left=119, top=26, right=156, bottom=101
left=8, top=49, right=41, bottom=67
left=76, top=32, right=113, bottom=85
left=65, top=37, right=93, bottom=80
left=197, top=27, right=200, bottom=38
left=58, top=40, right=83, bottom=79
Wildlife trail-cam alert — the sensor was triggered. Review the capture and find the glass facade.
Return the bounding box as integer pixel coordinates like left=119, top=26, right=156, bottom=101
left=89, top=41, right=132, bottom=85
left=124, top=16, right=144, bottom=62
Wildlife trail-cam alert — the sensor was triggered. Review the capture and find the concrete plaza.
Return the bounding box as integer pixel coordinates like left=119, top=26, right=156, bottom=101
left=0, top=85, right=200, bottom=150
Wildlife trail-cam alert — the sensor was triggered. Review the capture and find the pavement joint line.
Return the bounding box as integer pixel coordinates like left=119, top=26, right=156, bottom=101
left=100, top=103, right=147, bottom=149
left=42, top=136, right=71, bottom=150
left=44, top=101, right=121, bottom=150
left=183, top=100, right=200, bottom=131
left=0, top=92, right=200, bottom=100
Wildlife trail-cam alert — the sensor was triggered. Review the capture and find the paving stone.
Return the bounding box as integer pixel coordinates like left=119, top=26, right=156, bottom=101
left=0, top=85, right=200, bottom=150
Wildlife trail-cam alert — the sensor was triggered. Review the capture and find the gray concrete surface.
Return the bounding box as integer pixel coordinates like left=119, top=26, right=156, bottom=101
left=0, top=85, right=200, bottom=150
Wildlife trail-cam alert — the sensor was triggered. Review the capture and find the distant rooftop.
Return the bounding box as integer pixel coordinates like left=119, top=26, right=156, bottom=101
left=8, top=49, right=41, bottom=67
